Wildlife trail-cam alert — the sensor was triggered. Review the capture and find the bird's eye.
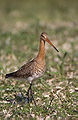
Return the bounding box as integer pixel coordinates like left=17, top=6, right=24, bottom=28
left=41, top=34, right=46, bottom=39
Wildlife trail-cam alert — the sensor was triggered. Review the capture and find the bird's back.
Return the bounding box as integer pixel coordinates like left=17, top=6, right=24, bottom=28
left=5, top=58, right=46, bottom=83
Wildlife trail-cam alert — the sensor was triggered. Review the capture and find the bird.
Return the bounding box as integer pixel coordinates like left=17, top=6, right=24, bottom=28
left=5, top=32, right=59, bottom=105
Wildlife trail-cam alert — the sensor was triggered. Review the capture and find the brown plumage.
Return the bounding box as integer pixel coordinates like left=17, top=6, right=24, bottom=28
left=5, top=32, right=59, bottom=104
left=5, top=58, right=46, bottom=83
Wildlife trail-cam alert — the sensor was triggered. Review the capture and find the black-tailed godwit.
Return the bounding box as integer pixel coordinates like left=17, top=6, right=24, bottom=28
left=5, top=32, right=59, bottom=105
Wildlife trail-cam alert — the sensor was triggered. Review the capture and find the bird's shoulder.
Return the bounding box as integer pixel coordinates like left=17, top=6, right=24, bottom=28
left=15, top=59, right=37, bottom=76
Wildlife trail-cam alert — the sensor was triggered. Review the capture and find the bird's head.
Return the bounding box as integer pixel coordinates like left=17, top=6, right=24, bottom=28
left=40, top=32, right=59, bottom=52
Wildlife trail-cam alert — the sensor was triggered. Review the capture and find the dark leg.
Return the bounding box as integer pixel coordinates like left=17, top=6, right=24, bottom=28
left=26, top=83, right=32, bottom=103
left=30, top=88, right=36, bottom=106
left=26, top=83, right=36, bottom=105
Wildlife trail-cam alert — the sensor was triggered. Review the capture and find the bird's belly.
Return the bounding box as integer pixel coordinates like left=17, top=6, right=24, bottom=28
left=27, top=71, right=44, bottom=84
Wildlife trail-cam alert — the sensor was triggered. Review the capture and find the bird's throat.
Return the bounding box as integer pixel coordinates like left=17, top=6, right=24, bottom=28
left=37, top=40, right=45, bottom=61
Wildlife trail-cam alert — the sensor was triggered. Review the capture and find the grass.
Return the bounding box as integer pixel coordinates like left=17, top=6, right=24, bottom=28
left=0, top=0, right=78, bottom=119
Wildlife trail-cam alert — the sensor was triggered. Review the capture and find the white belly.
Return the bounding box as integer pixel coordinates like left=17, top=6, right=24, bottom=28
left=27, top=72, right=44, bottom=84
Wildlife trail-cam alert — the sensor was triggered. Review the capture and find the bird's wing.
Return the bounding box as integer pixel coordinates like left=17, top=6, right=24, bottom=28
left=5, top=59, right=36, bottom=79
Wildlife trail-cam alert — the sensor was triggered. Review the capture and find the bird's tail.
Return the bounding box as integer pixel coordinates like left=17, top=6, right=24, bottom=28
left=5, top=72, right=16, bottom=78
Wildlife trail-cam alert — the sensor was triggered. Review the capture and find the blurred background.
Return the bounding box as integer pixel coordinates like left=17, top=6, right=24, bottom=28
left=0, top=0, right=78, bottom=119
left=0, top=0, right=78, bottom=32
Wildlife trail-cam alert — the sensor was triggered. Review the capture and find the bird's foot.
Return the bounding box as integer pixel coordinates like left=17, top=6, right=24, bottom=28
left=7, top=83, right=36, bottom=105
left=26, top=84, right=36, bottom=106
left=30, top=88, right=36, bottom=106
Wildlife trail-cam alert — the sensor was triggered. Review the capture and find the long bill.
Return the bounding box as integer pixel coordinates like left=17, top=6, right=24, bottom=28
left=46, top=38, right=59, bottom=52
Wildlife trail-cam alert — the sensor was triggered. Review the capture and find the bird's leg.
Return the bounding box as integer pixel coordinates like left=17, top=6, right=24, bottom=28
left=26, top=83, right=36, bottom=105
left=30, top=87, right=36, bottom=106
left=26, top=83, right=32, bottom=102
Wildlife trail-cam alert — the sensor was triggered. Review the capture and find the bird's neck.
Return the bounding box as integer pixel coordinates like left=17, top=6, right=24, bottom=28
left=37, top=39, right=45, bottom=61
